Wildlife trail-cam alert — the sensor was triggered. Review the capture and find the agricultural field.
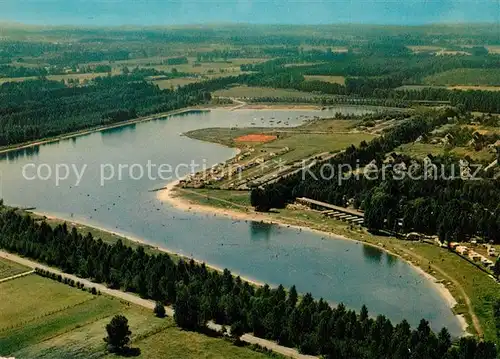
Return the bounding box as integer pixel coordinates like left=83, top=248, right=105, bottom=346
left=407, top=45, right=444, bottom=53
left=304, top=75, right=345, bottom=85
left=152, top=77, right=201, bottom=89
left=0, top=257, right=30, bottom=279
left=486, top=46, right=500, bottom=54
left=395, top=85, right=445, bottom=91
left=141, top=57, right=265, bottom=76
left=299, top=45, right=348, bottom=53
left=423, top=68, right=500, bottom=87
left=0, top=273, right=273, bottom=359
left=448, top=86, right=500, bottom=92
left=0, top=57, right=266, bottom=86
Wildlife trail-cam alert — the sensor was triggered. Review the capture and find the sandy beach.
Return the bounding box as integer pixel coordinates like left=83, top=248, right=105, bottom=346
left=157, top=179, right=469, bottom=334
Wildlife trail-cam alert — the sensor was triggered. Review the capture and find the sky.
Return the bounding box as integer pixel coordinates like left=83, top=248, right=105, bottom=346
left=0, top=0, right=499, bottom=26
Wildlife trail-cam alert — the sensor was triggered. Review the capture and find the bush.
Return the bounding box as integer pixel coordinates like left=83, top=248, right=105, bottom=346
left=104, top=315, right=131, bottom=353
left=154, top=302, right=166, bottom=318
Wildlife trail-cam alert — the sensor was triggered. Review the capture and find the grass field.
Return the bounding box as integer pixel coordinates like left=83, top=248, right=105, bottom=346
left=304, top=75, right=345, bottom=85
left=152, top=77, right=201, bottom=89
left=407, top=45, right=443, bottom=53
left=185, top=119, right=362, bottom=148
left=213, top=85, right=331, bottom=99
left=262, top=132, right=375, bottom=162
left=396, top=85, right=445, bottom=91
left=448, top=85, right=500, bottom=92
left=0, top=273, right=274, bottom=359
left=486, top=46, right=500, bottom=54
left=176, top=187, right=500, bottom=343
left=0, top=257, right=30, bottom=279
left=424, top=68, right=500, bottom=87
left=0, top=57, right=266, bottom=86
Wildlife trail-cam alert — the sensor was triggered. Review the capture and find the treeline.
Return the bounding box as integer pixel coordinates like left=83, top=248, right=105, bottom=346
left=0, top=74, right=213, bottom=145
left=46, top=50, right=130, bottom=66
left=0, top=64, right=113, bottom=79
left=35, top=267, right=99, bottom=295
left=165, top=56, right=189, bottom=65
left=243, top=96, right=409, bottom=108
left=251, top=109, right=500, bottom=243
left=0, top=208, right=496, bottom=359
left=0, top=65, right=49, bottom=78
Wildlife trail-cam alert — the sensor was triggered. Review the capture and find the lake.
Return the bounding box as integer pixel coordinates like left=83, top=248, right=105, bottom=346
left=0, top=107, right=463, bottom=336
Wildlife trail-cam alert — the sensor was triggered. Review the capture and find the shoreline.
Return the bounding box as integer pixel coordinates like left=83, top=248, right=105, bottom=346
left=5, top=101, right=468, bottom=335
left=0, top=106, right=208, bottom=155
left=157, top=179, right=469, bottom=334
left=0, top=102, right=377, bottom=155
left=29, top=209, right=266, bottom=288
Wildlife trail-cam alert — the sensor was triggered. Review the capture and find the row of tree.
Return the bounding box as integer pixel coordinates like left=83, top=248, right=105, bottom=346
left=0, top=208, right=496, bottom=358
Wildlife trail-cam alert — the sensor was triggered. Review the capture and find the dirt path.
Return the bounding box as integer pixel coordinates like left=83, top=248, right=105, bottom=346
left=0, top=250, right=316, bottom=359
left=228, top=97, right=247, bottom=111
left=0, top=269, right=35, bottom=283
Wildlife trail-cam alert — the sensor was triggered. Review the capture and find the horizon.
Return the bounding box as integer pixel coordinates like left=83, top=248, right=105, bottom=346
left=1, top=0, right=499, bottom=26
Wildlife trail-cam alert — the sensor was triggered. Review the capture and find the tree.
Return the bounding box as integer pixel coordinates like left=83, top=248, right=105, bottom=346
left=174, top=283, right=205, bottom=330
left=230, top=320, right=245, bottom=343
left=154, top=301, right=166, bottom=318
left=104, top=315, right=132, bottom=353
left=360, top=305, right=369, bottom=322
left=493, top=258, right=500, bottom=279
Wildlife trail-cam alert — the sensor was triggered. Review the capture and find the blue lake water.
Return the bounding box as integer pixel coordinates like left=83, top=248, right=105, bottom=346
left=0, top=107, right=463, bottom=336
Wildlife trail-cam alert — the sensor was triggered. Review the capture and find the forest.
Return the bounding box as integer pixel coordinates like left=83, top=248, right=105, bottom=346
left=251, top=108, right=500, bottom=244
left=1, top=25, right=500, bottom=147
left=238, top=51, right=500, bottom=113
left=0, top=73, right=214, bottom=145
left=0, top=207, right=497, bottom=359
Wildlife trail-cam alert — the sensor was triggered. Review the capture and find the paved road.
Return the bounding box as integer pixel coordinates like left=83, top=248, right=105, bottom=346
left=0, top=250, right=316, bottom=359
